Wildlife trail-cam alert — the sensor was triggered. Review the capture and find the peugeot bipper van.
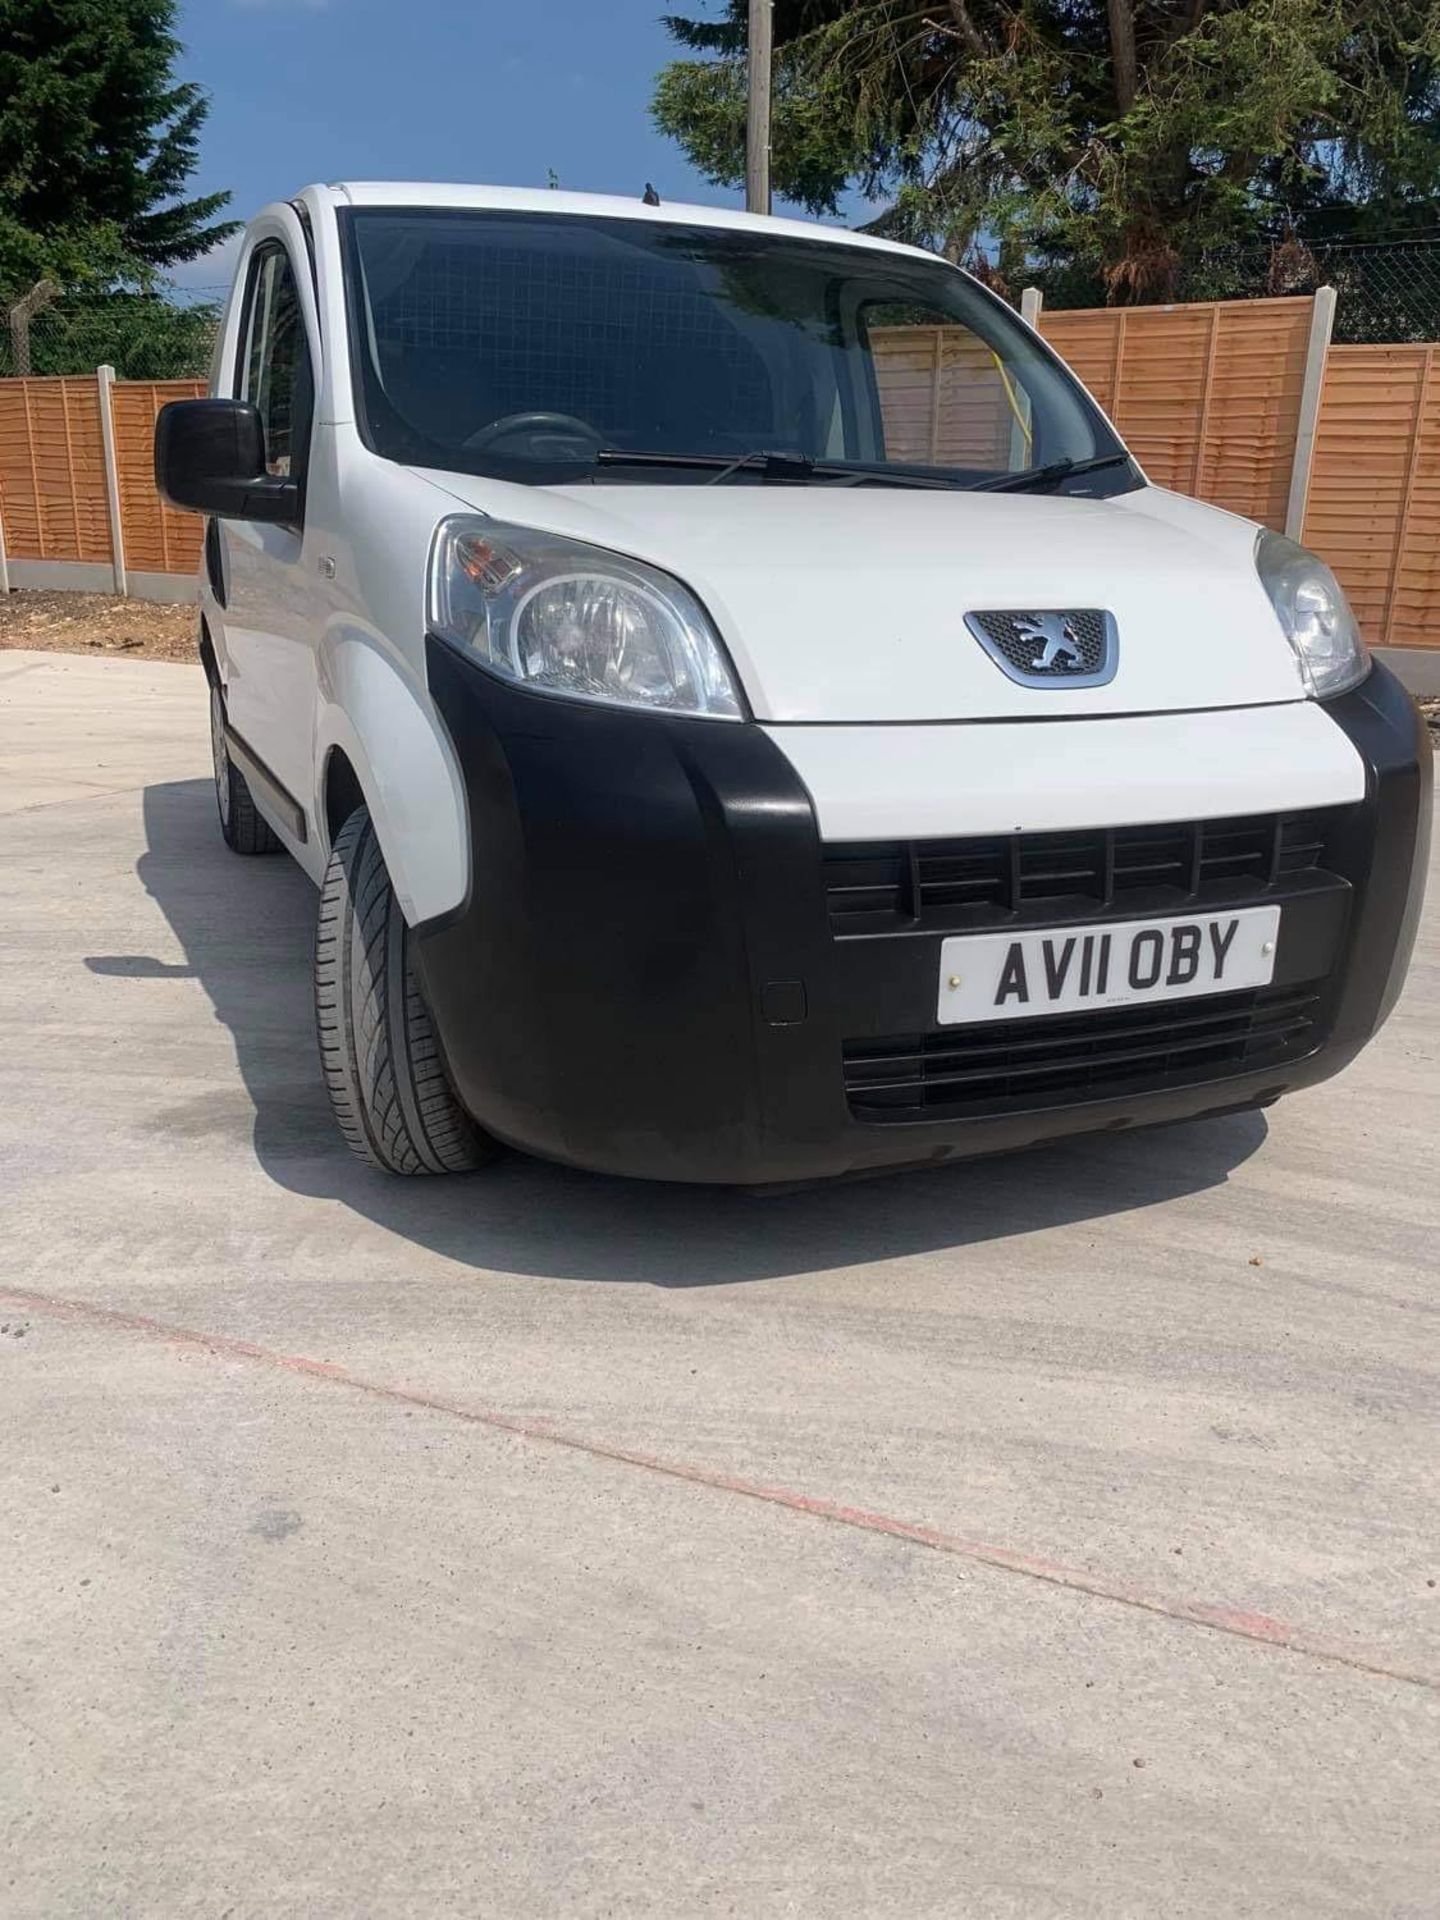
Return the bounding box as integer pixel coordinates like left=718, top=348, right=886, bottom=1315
left=155, top=184, right=1431, bottom=1183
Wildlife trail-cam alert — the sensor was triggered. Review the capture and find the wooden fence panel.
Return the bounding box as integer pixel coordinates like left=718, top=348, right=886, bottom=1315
left=1190, top=299, right=1312, bottom=530
left=871, top=326, right=1016, bottom=469
left=1303, top=344, right=1440, bottom=648
left=110, top=378, right=206, bottom=576
left=0, top=377, right=112, bottom=562
left=1031, top=307, right=1123, bottom=414
left=1040, top=296, right=1310, bottom=529
left=1393, top=349, right=1440, bottom=647
left=0, top=384, right=43, bottom=557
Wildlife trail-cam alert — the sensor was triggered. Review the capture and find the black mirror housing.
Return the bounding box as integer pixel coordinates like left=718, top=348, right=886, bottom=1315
left=154, top=398, right=300, bottom=524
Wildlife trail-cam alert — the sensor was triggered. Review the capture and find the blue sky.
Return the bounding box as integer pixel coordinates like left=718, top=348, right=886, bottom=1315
left=172, top=0, right=854, bottom=289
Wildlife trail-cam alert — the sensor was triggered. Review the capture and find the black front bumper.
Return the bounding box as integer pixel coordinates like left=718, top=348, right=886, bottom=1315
left=414, top=641, right=1431, bottom=1184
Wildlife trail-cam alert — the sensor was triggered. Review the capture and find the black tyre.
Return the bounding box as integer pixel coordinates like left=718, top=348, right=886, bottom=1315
left=210, top=681, right=282, bottom=855
left=314, top=807, right=495, bottom=1175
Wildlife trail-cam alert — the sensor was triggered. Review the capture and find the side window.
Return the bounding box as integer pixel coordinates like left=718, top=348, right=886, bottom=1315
left=236, top=244, right=314, bottom=483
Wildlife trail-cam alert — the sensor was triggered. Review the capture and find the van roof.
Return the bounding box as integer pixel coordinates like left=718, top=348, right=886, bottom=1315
left=308, top=180, right=938, bottom=266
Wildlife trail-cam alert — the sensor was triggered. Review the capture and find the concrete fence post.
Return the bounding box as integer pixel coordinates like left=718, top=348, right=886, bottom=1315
left=0, top=485, right=10, bottom=597
left=1285, top=285, right=1337, bottom=541
left=7, top=278, right=57, bottom=378
left=96, top=363, right=128, bottom=596
left=1009, top=293, right=1046, bottom=469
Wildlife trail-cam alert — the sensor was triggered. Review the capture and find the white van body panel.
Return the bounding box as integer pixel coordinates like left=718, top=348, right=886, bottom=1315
left=303, top=446, right=468, bottom=919
left=415, top=471, right=1309, bottom=724
left=765, top=702, right=1368, bottom=843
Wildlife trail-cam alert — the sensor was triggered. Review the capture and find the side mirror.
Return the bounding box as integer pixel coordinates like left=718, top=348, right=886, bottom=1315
left=154, top=398, right=300, bottom=524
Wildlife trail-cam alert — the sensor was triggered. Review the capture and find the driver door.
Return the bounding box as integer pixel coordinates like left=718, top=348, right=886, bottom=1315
left=214, top=230, right=324, bottom=831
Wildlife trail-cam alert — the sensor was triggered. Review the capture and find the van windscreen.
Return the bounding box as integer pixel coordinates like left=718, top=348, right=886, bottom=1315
left=341, top=208, right=1125, bottom=489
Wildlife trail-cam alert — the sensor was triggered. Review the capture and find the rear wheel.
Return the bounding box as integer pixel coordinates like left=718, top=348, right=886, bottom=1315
left=210, top=682, right=282, bottom=855
left=314, top=807, right=495, bottom=1175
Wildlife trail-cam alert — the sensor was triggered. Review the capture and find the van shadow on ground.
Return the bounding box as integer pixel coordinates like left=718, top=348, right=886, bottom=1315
left=85, top=779, right=1268, bottom=1286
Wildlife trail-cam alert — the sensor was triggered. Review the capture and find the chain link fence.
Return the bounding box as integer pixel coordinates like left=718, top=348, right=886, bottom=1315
left=0, top=291, right=221, bottom=380
left=1033, top=236, right=1440, bottom=343
left=1303, top=241, right=1440, bottom=343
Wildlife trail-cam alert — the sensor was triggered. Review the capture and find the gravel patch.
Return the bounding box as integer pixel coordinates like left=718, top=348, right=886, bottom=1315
left=0, top=589, right=198, bottom=663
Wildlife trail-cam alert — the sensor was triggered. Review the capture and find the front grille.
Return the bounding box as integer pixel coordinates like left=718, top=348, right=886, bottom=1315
left=824, top=809, right=1346, bottom=937
left=843, top=984, right=1323, bottom=1120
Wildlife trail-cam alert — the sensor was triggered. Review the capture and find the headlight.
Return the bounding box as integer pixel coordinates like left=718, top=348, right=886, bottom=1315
left=1255, top=530, right=1369, bottom=699
left=428, top=518, right=744, bottom=720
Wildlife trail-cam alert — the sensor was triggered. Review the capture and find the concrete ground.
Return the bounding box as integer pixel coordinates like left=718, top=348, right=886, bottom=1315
left=1, top=649, right=1437, bottom=1919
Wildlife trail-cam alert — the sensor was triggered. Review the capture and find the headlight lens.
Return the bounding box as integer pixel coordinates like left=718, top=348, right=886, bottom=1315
left=428, top=518, right=744, bottom=720
left=1255, top=530, right=1369, bottom=699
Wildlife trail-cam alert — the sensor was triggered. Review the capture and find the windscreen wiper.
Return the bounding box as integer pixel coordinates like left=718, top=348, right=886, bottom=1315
left=593, top=448, right=805, bottom=479
left=592, top=448, right=963, bottom=489
left=703, top=448, right=824, bottom=486
left=970, top=452, right=1133, bottom=494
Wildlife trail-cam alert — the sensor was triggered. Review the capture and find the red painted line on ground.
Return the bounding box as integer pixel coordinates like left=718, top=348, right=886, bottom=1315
left=5, top=1282, right=1434, bottom=1693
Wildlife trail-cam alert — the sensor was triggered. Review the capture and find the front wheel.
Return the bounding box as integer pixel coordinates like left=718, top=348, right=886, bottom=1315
left=314, top=808, right=496, bottom=1175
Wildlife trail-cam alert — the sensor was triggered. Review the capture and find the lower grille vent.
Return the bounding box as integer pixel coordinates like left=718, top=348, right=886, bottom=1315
left=843, top=984, right=1323, bottom=1119
left=824, top=809, right=1347, bottom=937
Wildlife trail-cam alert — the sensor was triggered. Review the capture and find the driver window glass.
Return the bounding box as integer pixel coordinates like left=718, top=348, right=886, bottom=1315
left=864, top=304, right=1032, bottom=471
left=236, top=244, right=314, bottom=480
left=352, top=216, right=785, bottom=457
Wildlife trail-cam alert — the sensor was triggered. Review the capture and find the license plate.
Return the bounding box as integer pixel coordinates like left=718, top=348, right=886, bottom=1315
left=936, top=906, right=1281, bottom=1026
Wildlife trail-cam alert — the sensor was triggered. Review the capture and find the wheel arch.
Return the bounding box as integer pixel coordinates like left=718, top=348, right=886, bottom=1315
left=314, top=633, right=470, bottom=926
left=322, top=745, right=366, bottom=848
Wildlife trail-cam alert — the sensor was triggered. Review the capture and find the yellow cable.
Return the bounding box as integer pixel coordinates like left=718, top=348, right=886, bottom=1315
left=991, top=351, right=1033, bottom=448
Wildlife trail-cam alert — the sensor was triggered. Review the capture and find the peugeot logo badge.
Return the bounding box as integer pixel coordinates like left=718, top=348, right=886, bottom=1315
left=1015, top=612, right=1084, bottom=672
left=963, top=609, right=1119, bottom=690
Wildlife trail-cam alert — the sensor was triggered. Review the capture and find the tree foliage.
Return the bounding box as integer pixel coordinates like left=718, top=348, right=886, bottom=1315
left=653, top=1, right=1440, bottom=301
left=0, top=0, right=235, bottom=303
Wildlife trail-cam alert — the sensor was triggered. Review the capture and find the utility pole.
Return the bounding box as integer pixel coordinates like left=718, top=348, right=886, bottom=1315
left=746, top=0, right=773, bottom=215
